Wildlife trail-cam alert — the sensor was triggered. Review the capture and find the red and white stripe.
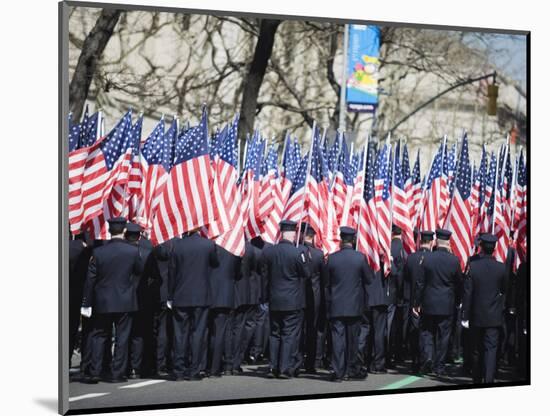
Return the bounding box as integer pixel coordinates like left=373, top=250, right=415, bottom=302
left=357, top=197, right=381, bottom=273
left=375, top=178, right=392, bottom=275
left=151, top=154, right=218, bottom=245
left=446, top=192, right=472, bottom=271
left=392, top=183, right=415, bottom=254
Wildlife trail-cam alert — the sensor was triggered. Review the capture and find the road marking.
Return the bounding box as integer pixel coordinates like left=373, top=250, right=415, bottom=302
left=119, top=380, right=166, bottom=389
left=69, top=393, right=110, bottom=402
left=378, top=375, right=422, bottom=390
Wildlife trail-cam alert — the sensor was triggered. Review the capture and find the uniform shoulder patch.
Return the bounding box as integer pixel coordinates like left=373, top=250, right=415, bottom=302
left=300, top=252, right=307, bottom=264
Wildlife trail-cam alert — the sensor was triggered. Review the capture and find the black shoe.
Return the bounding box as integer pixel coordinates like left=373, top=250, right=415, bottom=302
left=293, top=369, right=300, bottom=378
left=420, top=360, right=432, bottom=375
left=128, top=370, right=140, bottom=380
left=154, top=370, right=170, bottom=379
left=247, top=355, right=257, bottom=365
left=171, top=374, right=187, bottom=382
left=304, top=368, right=317, bottom=374
left=234, top=367, right=244, bottom=374
left=266, top=369, right=277, bottom=379
left=329, top=372, right=342, bottom=382
left=223, top=369, right=233, bottom=376
left=434, top=369, right=448, bottom=377
left=80, top=375, right=100, bottom=384
left=348, top=371, right=368, bottom=380
left=106, top=377, right=127, bottom=383
left=278, top=372, right=291, bottom=379
left=370, top=368, right=387, bottom=374
left=189, top=374, right=203, bottom=381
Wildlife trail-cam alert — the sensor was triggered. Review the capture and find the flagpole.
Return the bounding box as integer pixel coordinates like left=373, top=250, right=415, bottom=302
left=296, top=121, right=316, bottom=247
left=339, top=24, right=349, bottom=132
left=356, top=134, right=369, bottom=251
left=237, top=139, right=242, bottom=173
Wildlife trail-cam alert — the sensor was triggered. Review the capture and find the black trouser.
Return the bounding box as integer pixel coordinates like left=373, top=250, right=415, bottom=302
left=250, top=304, right=269, bottom=359
left=357, top=311, right=370, bottom=369
left=172, top=306, right=208, bottom=378
left=269, top=310, right=303, bottom=375
left=330, top=316, right=362, bottom=379
left=208, top=307, right=232, bottom=375
left=407, top=309, right=421, bottom=368
left=242, top=304, right=260, bottom=362
left=79, top=315, right=94, bottom=375
left=69, top=303, right=81, bottom=366
left=304, top=292, right=321, bottom=371
left=386, top=303, right=402, bottom=363
left=90, top=312, right=133, bottom=379
left=232, top=305, right=255, bottom=370
left=370, top=305, right=388, bottom=371
left=153, top=305, right=173, bottom=373
left=471, top=327, right=499, bottom=383
left=420, top=314, right=452, bottom=373
left=129, top=309, right=154, bottom=376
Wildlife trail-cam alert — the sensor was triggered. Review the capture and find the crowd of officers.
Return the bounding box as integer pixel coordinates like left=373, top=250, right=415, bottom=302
left=69, top=217, right=528, bottom=385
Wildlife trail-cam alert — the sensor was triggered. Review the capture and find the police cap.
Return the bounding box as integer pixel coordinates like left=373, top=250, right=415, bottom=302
left=420, top=230, right=434, bottom=242
left=392, top=224, right=402, bottom=235
left=108, top=217, right=127, bottom=234
left=280, top=220, right=297, bottom=232
left=435, top=229, right=452, bottom=240
left=340, top=226, right=356, bottom=240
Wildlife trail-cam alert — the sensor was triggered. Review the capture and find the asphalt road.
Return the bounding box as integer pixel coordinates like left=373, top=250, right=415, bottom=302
left=68, top=361, right=524, bottom=412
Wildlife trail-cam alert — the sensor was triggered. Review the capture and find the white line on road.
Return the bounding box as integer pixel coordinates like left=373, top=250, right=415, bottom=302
left=119, top=380, right=167, bottom=389
left=69, top=393, right=110, bottom=402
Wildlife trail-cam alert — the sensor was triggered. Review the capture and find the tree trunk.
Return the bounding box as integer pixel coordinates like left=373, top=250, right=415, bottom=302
left=69, top=9, right=121, bottom=122
left=237, top=19, right=281, bottom=142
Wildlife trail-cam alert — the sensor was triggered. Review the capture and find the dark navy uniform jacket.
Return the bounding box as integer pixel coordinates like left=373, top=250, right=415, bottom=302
left=150, top=239, right=173, bottom=303
left=69, top=239, right=91, bottom=306
left=403, top=247, right=430, bottom=305
left=299, top=243, right=324, bottom=304
left=168, top=233, right=219, bottom=307
left=414, top=247, right=462, bottom=315
left=210, top=245, right=241, bottom=309
left=133, top=238, right=155, bottom=310
left=262, top=239, right=310, bottom=312
left=462, top=254, right=506, bottom=327
left=390, top=238, right=406, bottom=304
left=366, top=261, right=390, bottom=307
left=247, top=243, right=263, bottom=306
left=323, top=247, right=373, bottom=318
left=82, top=238, right=140, bottom=313
left=234, top=242, right=255, bottom=308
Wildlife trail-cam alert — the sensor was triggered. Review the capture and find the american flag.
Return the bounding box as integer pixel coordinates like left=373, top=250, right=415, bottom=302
left=68, top=113, right=81, bottom=153
left=480, top=153, right=497, bottom=234
left=375, top=143, right=392, bottom=275
left=243, top=135, right=265, bottom=240
left=212, top=117, right=246, bottom=256
left=317, top=136, right=340, bottom=254
left=134, top=117, right=168, bottom=231
left=513, top=151, right=527, bottom=267
left=304, top=131, right=323, bottom=242
left=349, top=143, right=366, bottom=228
left=87, top=116, right=143, bottom=239
left=206, top=124, right=233, bottom=238
left=357, top=143, right=381, bottom=272
left=260, top=144, right=284, bottom=245
left=72, top=110, right=133, bottom=234
left=78, top=111, right=100, bottom=149
left=447, top=142, right=457, bottom=196
left=494, top=146, right=512, bottom=264
left=470, top=145, right=487, bottom=240
left=445, top=134, right=472, bottom=271
left=410, top=150, right=422, bottom=230
left=392, top=142, right=415, bottom=254
left=332, top=137, right=351, bottom=226
left=421, top=143, right=444, bottom=232
left=327, top=136, right=340, bottom=181
left=283, top=153, right=308, bottom=223
left=439, top=140, right=451, bottom=227
left=151, top=107, right=218, bottom=244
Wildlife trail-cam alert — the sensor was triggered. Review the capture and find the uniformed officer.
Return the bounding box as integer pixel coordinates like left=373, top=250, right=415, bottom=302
left=404, top=230, right=433, bottom=372
left=207, top=244, right=241, bottom=377
left=150, top=239, right=174, bottom=378
left=362, top=258, right=391, bottom=374
left=168, top=229, right=219, bottom=381
left=414, top=229, right=462, bottom=376
left=324, top=227, right=373, bottom=381
left=388, top=224, right=406, bottom=368
left=262, top=220, right=309, bottom=379
left=69, top=233, right=91, bottom=370
left=298, top=222, right=324, bottom=373
left=231, top=240, right=263, bottom=373
left=240, top=240, right=263, bottom=367
left=126, top=223, right=155, bottom=379
left=462, top=234, right=506, bottom=384
left=80, top=217, right=140, bottom=383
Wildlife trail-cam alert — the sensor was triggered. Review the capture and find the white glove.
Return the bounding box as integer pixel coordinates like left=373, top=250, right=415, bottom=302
left=166, top=300, right=173, bottom=310
left=461, top=320, right=469, bottom=329
left=80, top=307, right=92, bottom=318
